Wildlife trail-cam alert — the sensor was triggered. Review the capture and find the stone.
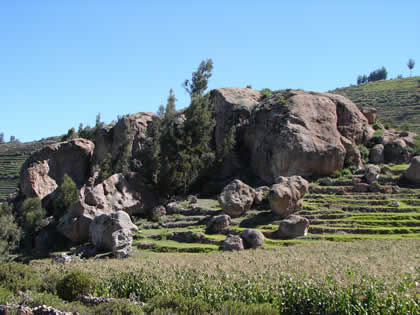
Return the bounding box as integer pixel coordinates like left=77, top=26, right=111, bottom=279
left=218, top=179, right=256, bottom=217
left=220, top=234, right=244, bottom=251
left=384, top=139, right=410, bottom=164
left=94, top=112, right=155, bottom=165
left=167, top=231, right=207, bottom=243
left=211, top=88, right=261, bottom=158
left=206, top=214, right=231, bottom=234
left=364, top=164, right=381, bottom=184
left=268, top=176, right=309, bottom=218
left=381, top=166, right=393, bottom=175
left=20, top=138, right=94, bottom=199
left=51, top=253, right=77, bottom=264
left=89, top=211, right=138, bottom=258
left=404, top=156, right=420, bottom=184
left=242, top=90, right=373, bottom=182
left=136, top=241, right=155, bottom=249
left=341, top=136, right=363, bottom=168
left=391, top=201, right=400, bottom=207
left=391, top=185, right=401, bottom=193
left=150, top=205, right=166, bottom=220
left=240, top=229, right=264, bottom=249
left=361, top=107, right=377, bottom=124
left=370, top=144, right=384, bottom=164
left=254, top=186, right=270, bottom=207
left=84, top=172, right=157, bottom=215
left=274, top=215, right=310, bottom=238
left=353, top=182, right=369, bottom=193
left=368, top=181, right=382, bottom=193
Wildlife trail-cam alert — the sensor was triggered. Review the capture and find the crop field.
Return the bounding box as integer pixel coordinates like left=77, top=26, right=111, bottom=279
left=332, top=76, right=420, bottom=132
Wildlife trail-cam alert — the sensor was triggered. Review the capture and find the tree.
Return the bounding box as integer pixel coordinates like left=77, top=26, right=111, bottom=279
left=9, top=135, right=15, bottom=142
left=0, top=203, right=20, bottom=260
left=61, top=127, right=77, bottom=141
left=0, top=132, right=4, bottom=143
left=368, top=67, right=387, bottom=82
left=52, top=174, right=79, bottom=218
left=407, top=58, right=415, bottom=77
left=96, top=112, right=104, bottom=129
left=178, top=59, right=216, bottom=194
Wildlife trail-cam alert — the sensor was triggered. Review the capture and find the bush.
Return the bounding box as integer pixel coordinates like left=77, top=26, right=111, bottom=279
left=52, top=174, right=79, bottom=218
left=260, top=88, right=273, bottom=99
left=56, top=270, right=94, bottom=301
left=358, top=145, right=369, bottom=163
left=0, top=263, right=42, bottom=292
left=383, top=121, right=393, bottom=130
left=0, top=203, right=20, bottom=260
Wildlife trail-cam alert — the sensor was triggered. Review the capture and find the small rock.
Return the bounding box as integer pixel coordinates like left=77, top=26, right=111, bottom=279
left=391, top=185, right=400, bottom=193
left=241, top=229, right=264, bottom=249
left=274, top=215, right=310, bottom=239
left=220, top=234, right=244, bottom=251
left=365, top=164, right=381, bottom=184
left=391, top=201, right=400, bottom=207
left=206, top=214, right=231, bottom=234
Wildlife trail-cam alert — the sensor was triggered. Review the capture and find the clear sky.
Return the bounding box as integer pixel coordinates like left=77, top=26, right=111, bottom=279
left=0, top=1, right=419, bottom=142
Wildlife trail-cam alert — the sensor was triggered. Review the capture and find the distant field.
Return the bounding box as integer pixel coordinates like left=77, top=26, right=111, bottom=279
left=332, top=76, right=420, bottom=132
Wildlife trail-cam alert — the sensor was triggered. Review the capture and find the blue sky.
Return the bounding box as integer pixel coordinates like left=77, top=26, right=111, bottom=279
left=0, top=1, right=419, bottom=142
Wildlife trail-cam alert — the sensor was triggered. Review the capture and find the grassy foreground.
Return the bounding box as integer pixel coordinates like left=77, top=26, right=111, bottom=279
left=1, top=239, right=419, bottom=314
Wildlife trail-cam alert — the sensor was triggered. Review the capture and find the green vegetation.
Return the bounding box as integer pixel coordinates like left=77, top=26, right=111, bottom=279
left=0, top=203, right=20, bottom=260
left=56, top=270, right=94, bottom=301
left=0, top=240, right=418, bottom=313
left=51, top=174, right=79, bottom=218
left=333, top=76, right=420, bottom=132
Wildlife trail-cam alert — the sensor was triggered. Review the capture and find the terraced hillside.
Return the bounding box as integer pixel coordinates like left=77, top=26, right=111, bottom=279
left=332, top=76, right=420, bottom=132
left=0, top=137, right=60, bottom=200
left=131, top=164, right=419, bottom=252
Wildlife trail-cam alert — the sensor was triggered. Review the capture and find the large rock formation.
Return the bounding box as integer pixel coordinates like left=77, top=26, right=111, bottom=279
left=211, top=88, right=373, bottom=183
left=57, top=172, right=156, bottom=243
left=218, top=179, right=256, bottom=217
left=384, top=139, right=410, bottom=164
left=90, top=211, right=138, bottom=258
left=268, top=176, right=309, bottom=218
left=206, top=214, right=231, bottom=234
left=20, top=139, right=94, bottom=199
left=84, top=172, right=157, bottom=215
left=404, top=156, right=420, bottom=184
left=94, top=112, right=155, bottom=165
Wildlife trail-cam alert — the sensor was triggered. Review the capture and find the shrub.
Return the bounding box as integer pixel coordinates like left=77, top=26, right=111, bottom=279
left=0, top=203, right=20, bottom=260
left=383, top=121, right=393, bottom=130
left=56, top=270, right=94, bottom=301
left=0, top=263, right=42, bottom=292
left=358, top=145, right=369, bottom=163
left=52, top=174, right=79, bottom=218
left=260, top=88, right=273, bottom=99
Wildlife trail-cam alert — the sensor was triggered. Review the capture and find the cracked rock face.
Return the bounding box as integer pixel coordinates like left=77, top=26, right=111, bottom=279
left=211, top=88, right=373, bottom=183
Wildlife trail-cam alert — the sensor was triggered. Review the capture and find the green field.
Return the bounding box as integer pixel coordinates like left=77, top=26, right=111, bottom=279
left=332, top=76, right=420, bottom=132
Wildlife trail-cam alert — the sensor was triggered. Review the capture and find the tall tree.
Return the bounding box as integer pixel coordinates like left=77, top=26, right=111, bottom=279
left=407, top=58, right=415, bottom=77
left=179, top=59, right=216, bottom=194
left=0, top=132, right=4, bottom=143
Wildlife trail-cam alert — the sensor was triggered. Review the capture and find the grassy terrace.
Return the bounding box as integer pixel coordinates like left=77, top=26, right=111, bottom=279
left=332, top=76, right=420, bottom=132
left=129, top=164, right=420, bottom=253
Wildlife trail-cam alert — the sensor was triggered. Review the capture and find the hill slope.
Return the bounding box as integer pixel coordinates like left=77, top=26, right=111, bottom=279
left=332, top=76, right=420, bottom=132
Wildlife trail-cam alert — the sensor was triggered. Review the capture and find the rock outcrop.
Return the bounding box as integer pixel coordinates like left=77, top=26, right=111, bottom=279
left=218, top=179, right=256, bottom=217
left=57, top=172, right=156, bottom=243
left=211, top=89, right=372, bottom=183
left=364, top=164, right=381, bottom=184
left=20, top=138, right=94, bottom=199
left=361, top=107, right=377, bottom=124
left=384, top=139, right=410, bottom=164
left=84, top=172, right=157, bottom=215
left=90, top=211, right=138, bottom=258
left=268, top=176, right=309, bottom=218
left=94, top=112, right=155, bottom=165
left=274, top=215, right=310, bottom=238
left=241, top=229, right=264, bottom=249
left=404, top=156, right=420, bottom=184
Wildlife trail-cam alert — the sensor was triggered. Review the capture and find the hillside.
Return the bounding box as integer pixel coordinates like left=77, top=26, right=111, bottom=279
left=0, top=137, right=60, bottom=200
left=332, top=76, right=420, bottom=132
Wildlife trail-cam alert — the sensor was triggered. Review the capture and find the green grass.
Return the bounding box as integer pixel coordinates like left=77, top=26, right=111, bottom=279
left=331, top=76, right=420, bottom=132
